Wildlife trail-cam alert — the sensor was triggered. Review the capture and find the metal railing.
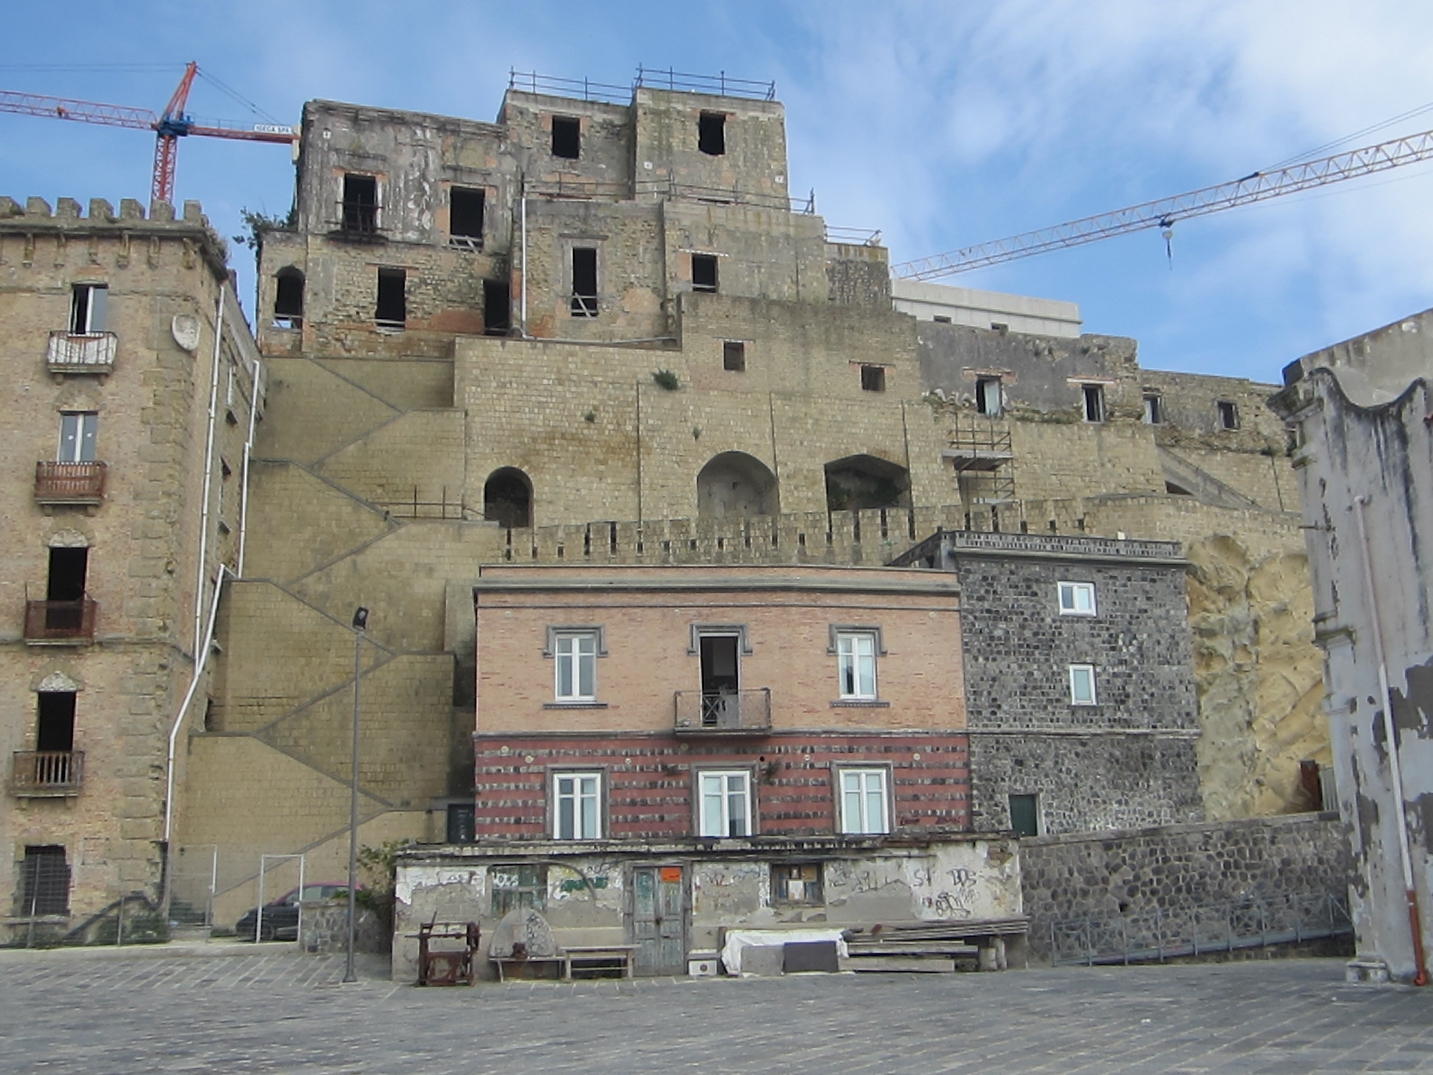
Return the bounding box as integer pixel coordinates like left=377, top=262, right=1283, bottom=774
left=24, top=597, right=97, bottom=642
left=509, top=68, right=776, bottom=103
left=524, top=176, right=815, bottom=214
left=1049, top=892, right=1352, bottom=966
left=674, top=688, right=772, bottom=732
left=333, top=200, right=380, bottom=239
left=372, top=487, right=479, bottom=521
left=11, top=750, right=84, bottom=794
left=825, top=226, right=883, bottom=246
left=34, top=460, right=107, bottom=502
left=46, top=331, right=117, bottom=372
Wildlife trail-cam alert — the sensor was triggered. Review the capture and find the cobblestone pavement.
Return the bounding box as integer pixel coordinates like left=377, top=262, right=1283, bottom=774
left=0, top=947, right=1429, bottom=1074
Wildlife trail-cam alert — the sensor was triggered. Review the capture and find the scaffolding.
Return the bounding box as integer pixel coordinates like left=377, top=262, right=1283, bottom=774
left=943, top=414, right=1016, bottom=514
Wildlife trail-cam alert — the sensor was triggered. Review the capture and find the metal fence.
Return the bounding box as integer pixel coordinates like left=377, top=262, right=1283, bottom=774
left=1050, top=891, right=1352, bottom=966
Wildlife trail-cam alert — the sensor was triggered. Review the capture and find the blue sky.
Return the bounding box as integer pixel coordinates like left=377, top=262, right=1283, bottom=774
left=5, top=1, right=1433, bottom=383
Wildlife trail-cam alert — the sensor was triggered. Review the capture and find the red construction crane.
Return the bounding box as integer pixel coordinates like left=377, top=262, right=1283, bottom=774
left=0, top=62, right=296, bottom=203
left=894, top=126, right=1433, bottom=280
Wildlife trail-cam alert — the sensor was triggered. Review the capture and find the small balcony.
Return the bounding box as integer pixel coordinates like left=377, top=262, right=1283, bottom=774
left=46, top=331, right=117, bottom=374
left=24, top=597, right=97, bottom=643
left=34, top=461, right=107, bottom=505
left=674, top=688, right=772, bottom=734
left=11, top=751, right=84, bottom=796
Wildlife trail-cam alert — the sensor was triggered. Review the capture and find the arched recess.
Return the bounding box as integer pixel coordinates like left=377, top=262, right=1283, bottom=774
left=484, top=467, right=533, bottom=529
left=824, top=454, right=910, bottom=512
left=274, top=266, right=305, bottom=324
left=697, top=452, right=778, bottom=519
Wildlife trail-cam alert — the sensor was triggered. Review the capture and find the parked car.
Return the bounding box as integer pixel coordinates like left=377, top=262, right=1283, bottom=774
left=234, top=882, right=352, bottom=941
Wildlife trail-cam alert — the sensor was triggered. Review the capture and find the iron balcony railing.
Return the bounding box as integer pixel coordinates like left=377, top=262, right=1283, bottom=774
left=11, top=751, right=84, bottom=795
left=34, top=461, right=107, bottom=503
left=24, top=597, right=97, bottom=642
left=46, top=331, right=117, bottom=373
left=673, top=688, right=772, bottom=733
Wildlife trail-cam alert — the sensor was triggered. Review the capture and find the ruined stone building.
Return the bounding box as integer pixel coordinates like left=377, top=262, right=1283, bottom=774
left=0, top=197, right=262, bottom=941
left=1271, top=311, right=1433, bottom=985
left=2, top=72, right=1328, bottom=950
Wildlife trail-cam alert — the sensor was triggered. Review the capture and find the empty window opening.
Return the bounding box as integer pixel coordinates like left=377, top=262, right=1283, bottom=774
left=861, top=365, right=886, bottom=393
left=698, top=112, right=726, bottom=155
left=483, top=279, right=511, bottom=336
left=1217, top=400, right=1240, bottom=429
left=70, top=284, right=108, bottom=334
left=699, top=633, right=741, bottom=727
left=551, top=116, right=581, bottom=160
left=824, top=454, right=909, bottom=512
left=341, top=174, right=378, bottom=235
left=723, top=340, right=746, bottom=372
left=932, top=315, right=952, bottom=323
left=58, top=412, right=98, bottom=463
left=484, top=467, right=532, bottom=529
left=446, top=803, right=476, bottom=843
left=697, top=452, right=778, bottom=518
left=20, top=846, right=69, bottom=916
left=1082, top=384, right=1105, bottom=422
left=375, top=268, right=406, bottom=327
left=571, top=247, right=598, bottom=317
left=1143, top=393, right=1164, bottom=424
left=692, top=254, right=719, bottom=293
left=990, top=321, right=1009, bottom=333
left=1008, top=793, right=1040, bottom=838
left=976, top=377, right=1002, bottom=416
left=47, top=547, right=88, bottom=606
left=37, top=692, right=76, bottom=753
left=273, top=267, right=304, bottom=325
left=771, top=863, right=823, bottom=904
left=450, top=187, right=485, bottom=247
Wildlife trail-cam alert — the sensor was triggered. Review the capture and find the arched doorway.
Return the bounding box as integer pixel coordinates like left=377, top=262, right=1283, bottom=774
left=696, top=452, right=778, bottom=518
left=824, top=454, right=910, bottom=511
left=484, top=468, right=532, bottom=528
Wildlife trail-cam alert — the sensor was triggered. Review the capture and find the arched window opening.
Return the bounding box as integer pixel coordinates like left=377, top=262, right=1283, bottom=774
left=696, top=452, right=778, bottom=519
left=484, top=468, right=532, bottom=529
left=824, top=455, right=910, bottom=512
left=274, top=267, right=305, bottom=326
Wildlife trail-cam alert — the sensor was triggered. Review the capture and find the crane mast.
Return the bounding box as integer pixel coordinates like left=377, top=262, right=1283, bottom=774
left=894, top=127, right=1433, bottom=280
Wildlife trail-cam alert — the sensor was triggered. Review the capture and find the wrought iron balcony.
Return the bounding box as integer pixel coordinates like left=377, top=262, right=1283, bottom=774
left=46, top=331, right=117, bottom=374
left=11, top=751, right=84, bottom=796
left=24, top=597, right=97, bottom=643
left=34, top=461, right=107, bottom=504
left=673, top=688, right=772, bottom=734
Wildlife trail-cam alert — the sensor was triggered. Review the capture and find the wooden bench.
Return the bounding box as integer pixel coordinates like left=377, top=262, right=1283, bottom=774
left=492, top=955, right=565, bottom=982
left=843, top=917, right=1030, bottom=972
left=562, top=945, right=637, bottom=980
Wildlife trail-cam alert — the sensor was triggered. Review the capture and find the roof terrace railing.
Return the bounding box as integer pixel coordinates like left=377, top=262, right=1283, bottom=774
left=509, top=68, right=777, bottom=104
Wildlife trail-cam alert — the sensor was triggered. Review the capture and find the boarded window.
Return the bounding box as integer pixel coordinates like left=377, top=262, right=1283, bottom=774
left=483, top=279, right=511, bottom=336
left=450, top=187, right=485, bottom=247
left=551, top=116, right=580, bottom=159
left=341, top=174, right=378, bottom=236
left=692, top=254, right=718, bottom=293
left=698, top=112, right=726, bottom=155
left=20, top=846, right=69, bottom=916
left=490, top=863, right=546, bottom=916
left=723, top=341, right=746, bottom=372
left=375, top=268, right=406, bottom=327
left=446, top=803, right=476, bottom=844
left=771, top=863, right=823, bottom=904
left=861, top=365, right=886, bottom=393
left=570, top=248, right=598, bottom=317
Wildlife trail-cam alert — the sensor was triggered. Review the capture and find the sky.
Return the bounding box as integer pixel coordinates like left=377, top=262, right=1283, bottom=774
left=5, top=0, right=1433, bottom=384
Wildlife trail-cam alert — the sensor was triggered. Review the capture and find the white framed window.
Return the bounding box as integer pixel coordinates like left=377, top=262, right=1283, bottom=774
left=838, top=767, right=890, bottom=834
left=58, top=412, right=98, bottom=463
left=553, top=771, right=602, bottom=840
left=1058, top=581, right=1097, bottom=616
left=70, top=284, right=108, bottom=334
left=697, top=770, right=752, bottom=838
left=1069, top=664, right=1097, bottom=706
left=835, top=630, right=879, bottom=700
left=551, top=629, right=599, bottom=702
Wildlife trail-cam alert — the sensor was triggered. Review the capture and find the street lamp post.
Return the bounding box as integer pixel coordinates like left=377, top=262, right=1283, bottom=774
left=344, top=606, right=368, bottom=984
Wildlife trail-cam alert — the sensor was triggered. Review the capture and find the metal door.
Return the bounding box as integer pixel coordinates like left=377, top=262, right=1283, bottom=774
left=631, top=865, right=686, bottom=975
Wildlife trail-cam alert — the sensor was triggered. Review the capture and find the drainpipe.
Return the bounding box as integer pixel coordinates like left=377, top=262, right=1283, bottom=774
left=1354, top=494, right=1429, bottom=985
left=161, top=562, right=233, bottom=909
left=519, top=180, right=528, bottom=338
left=193, top=285, right=224, bottom=657
left=236, top=350, right=262, bottom=578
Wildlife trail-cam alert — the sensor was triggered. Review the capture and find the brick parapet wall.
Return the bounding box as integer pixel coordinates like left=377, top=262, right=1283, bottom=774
left=473, top=731, right=969, bottom=840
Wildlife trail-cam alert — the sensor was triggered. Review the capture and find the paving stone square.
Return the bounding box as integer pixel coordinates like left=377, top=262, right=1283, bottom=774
left=0, top=947, right=1428, bottom=1074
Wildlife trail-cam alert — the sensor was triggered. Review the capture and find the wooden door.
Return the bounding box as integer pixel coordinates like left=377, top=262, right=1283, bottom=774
left=631, top=865, right=686, bottom=975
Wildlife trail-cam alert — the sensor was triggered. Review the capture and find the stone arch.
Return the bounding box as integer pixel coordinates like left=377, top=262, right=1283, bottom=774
left=484, top=467, right=532, bottom=529
left=35, top=671, right=81, bottom=693
left=697, top=452, right=778, bottom=518
left=824, top=454, right=910, bottom=511
left=274, top=266, right=305, bottom=323
left=47, top=528, right=90, bottom=549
